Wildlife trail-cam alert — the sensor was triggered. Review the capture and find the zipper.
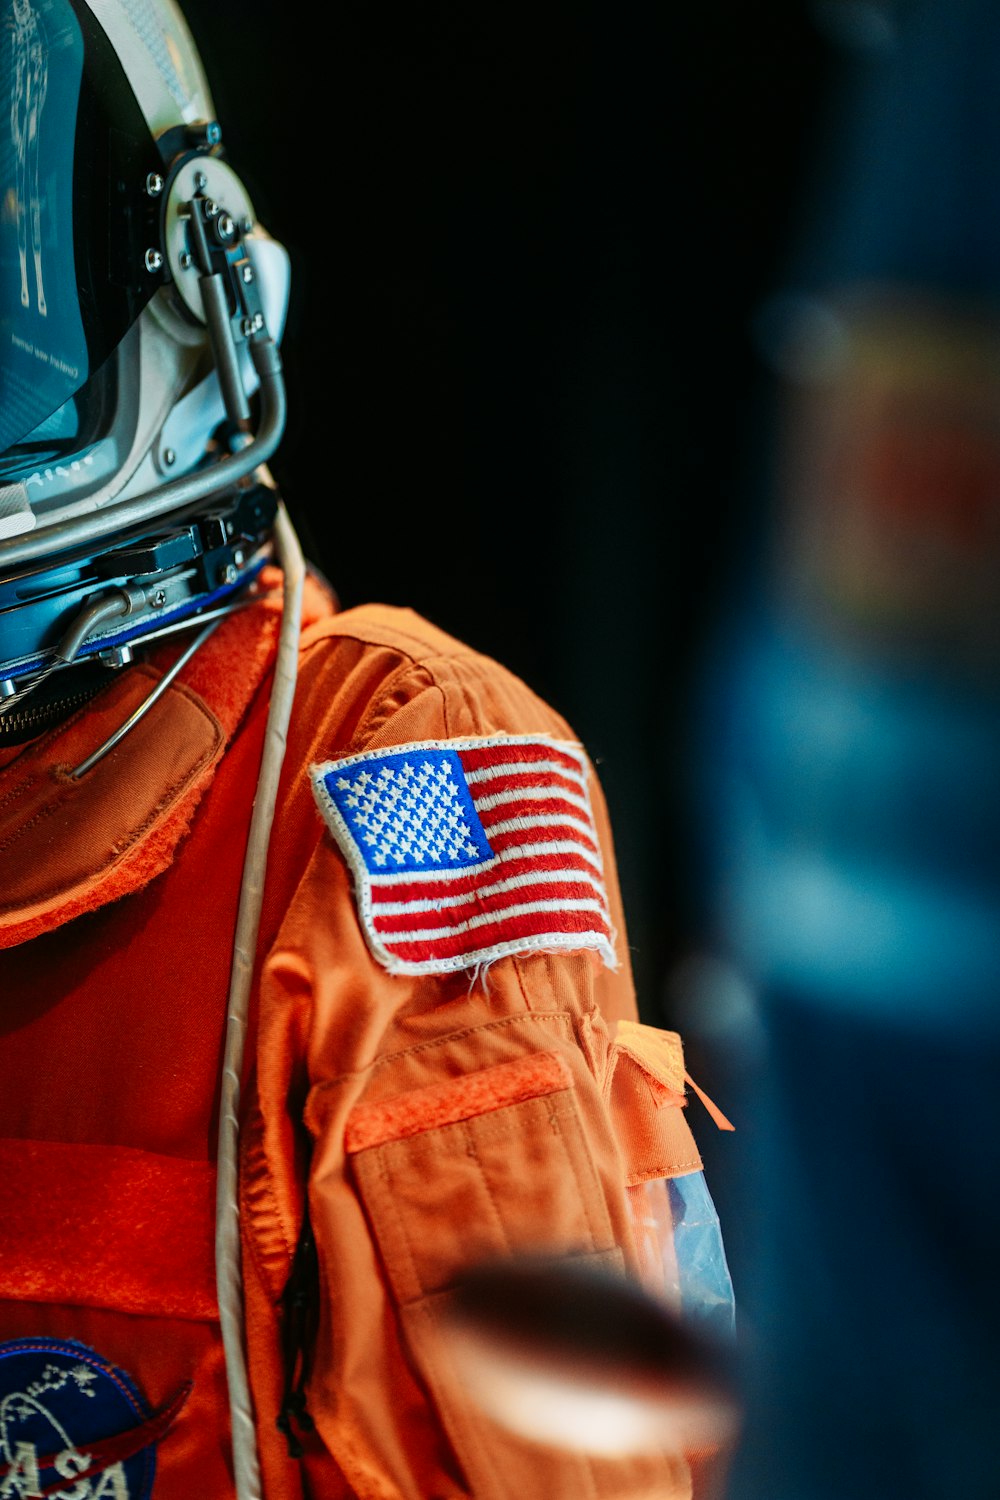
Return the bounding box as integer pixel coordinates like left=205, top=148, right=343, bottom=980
left=276, top=1205, right=319, bottom=1459
left=0, top=682, right=106, bottom=742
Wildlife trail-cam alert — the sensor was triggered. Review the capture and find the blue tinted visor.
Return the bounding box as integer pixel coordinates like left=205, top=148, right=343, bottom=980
left=0, top=0, right=164, bottom=461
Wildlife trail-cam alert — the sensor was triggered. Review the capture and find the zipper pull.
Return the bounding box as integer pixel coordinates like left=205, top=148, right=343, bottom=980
left=277, top=1206, right=319, bottom=1459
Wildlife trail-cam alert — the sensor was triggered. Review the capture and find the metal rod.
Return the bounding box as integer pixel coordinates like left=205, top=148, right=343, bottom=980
left=0, top=588, right=137, bottom=718
left=69, top=612, right=225, bottom=778
left=199, top=272, right=252, bottom=426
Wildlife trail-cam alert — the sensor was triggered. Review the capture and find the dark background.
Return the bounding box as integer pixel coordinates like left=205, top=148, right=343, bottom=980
left=183, top=0, right=837, bottom=1018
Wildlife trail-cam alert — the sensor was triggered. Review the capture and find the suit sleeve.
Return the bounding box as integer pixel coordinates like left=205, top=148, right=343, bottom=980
left=255, top=629, right=721, bottom=1499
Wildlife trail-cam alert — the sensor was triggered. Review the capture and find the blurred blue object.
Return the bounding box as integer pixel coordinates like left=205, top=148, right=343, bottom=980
left=696, top=605, right=1000, bottom=1498
left=703, top=611, right=1000, bottom=1033
left=667, top=1171, right=737, bottom=1343
left=688, top=1, right=1000, bottom=1495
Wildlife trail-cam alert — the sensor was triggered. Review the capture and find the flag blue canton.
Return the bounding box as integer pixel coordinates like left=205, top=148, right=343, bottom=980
left=321, top=747, right=495, bottom=875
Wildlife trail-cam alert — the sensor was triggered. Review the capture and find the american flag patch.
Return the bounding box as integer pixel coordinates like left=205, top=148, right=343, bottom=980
left=310, top=735, right=616, bottom=975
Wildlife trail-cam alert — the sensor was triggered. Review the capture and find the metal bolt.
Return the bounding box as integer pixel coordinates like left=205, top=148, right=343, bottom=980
left=241, top=316, right=254, bottom=337
left=178, top=251, right=193, bottom=271
left=241, top=264, right=254, bottom=284
left=222, top=564, right=238, bottom=586
left=194, top=170, right=208, bottom=192
left=163, top=448, right=176, bottom=467
left=100, top=644, right=134, bottom=669
left=204, top=199, right=219, bottom=218
left=218, top=213, right=234, bottom=238
left=145, top=171, right=164, bottom=197
left=151, top=589, right=167, bottom=608
left=144, top=248, right=164, bottom=273
left=233, top=548, right=245, bottom=567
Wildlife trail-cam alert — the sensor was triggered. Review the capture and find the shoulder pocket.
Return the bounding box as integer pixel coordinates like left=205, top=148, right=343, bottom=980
left=346, top=1050, right=616, bottom=1299
left=345, top=1047, right=691, bottom=1500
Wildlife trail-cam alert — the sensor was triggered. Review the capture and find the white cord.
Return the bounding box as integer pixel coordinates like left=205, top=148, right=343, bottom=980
left=215, top=500, right=306, bottom=1500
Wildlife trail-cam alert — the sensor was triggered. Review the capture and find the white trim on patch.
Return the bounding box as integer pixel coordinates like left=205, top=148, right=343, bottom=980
left=309, top=732, right=617, bottom=976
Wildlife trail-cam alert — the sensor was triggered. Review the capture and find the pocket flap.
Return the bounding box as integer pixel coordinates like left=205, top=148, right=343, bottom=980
left=606, top=1022, right=703, bottom=1186
left=345, top=1050, right=617, bottom=1306
left=340, top=1048, right=691, bottom=1499
left=345, top=1050, right=574, bottom=1152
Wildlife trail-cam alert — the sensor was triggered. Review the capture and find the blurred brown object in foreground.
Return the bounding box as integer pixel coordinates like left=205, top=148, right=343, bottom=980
left=437, top=1255, right=742, bottom=1498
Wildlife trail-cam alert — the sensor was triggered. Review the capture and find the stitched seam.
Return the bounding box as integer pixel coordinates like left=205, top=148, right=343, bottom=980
left=338, top=661, right=447, bottom=756
left=0, top=770, right=38, bottom=815
left=311, top=1010, right=575, bottom=1093
left=0, top=690, right=223, bottom=911
left=302, top=616, right=489, bottom=665
left=0, top=795, right=68, bottom=860
left=378, top=1144, right=426, bottom=1300
left=462, top=1119, right=512, bottom=1255
left=239, top=1101, right=298, bottom=1292
left=438, top=668, right=453, bottom=738
left=546, top=1093, right=606, bottom=1252
left=367, top=1090, right=577, bottom=1158
left=624, top=1158, right=702, bottom=1186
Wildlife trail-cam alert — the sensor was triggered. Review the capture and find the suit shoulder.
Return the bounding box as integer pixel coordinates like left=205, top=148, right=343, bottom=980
left=301, top=602, right=486, bottom=662
left=297, top=603, right=574, bottom=745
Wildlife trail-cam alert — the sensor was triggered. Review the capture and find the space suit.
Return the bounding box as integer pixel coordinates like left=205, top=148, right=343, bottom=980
left=0, top=2, right=732, bottom=1496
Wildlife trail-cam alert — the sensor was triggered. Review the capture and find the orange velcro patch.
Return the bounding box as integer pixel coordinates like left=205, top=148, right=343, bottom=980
left=344, top=1050, right=574, bottom=1153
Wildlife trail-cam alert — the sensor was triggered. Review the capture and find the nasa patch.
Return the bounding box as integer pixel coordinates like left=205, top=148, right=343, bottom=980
left=0, top=1338, right=185, bottom=1499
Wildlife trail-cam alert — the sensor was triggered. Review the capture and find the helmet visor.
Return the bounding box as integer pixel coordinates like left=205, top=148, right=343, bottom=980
left=0, top=0, right=164, bottom=463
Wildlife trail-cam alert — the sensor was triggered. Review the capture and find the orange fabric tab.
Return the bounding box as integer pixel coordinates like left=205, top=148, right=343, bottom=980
left=609, top=1054, right=703, bottom=1185
left=684, top=1072, right=736, bottom=1133
left=344, top=1050, right=573, bottom=1152
left=0, top=1138, right=217, bottom=1320
left=614, top=1020, right=686, bottom=1097
left=612, top=1022, right=735, bottom=1132
left=607, top=1021, right=703, bottom=1185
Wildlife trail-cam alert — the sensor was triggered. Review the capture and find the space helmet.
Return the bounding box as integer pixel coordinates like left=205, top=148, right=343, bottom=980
left=0, top=0, right=292, bottom=730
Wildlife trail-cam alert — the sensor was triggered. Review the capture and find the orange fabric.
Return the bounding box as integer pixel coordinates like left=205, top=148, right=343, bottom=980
left=609, top=1054, right=703, bottom=1187
left=615, top=1019, right=687, bottom=1093
left=0, top=575, right=711, bottom=1499
left=0, top=1138, right=216, bottom=1319
left=0, top=665, right=224, bottom=944
left=0, top=566, right=327, bottom=949
left=343, top=1050, right=574, bottom=1152
left=606, top=1023, right=703, bottom=1187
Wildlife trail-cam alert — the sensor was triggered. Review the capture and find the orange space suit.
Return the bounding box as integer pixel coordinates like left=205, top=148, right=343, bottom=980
left=0, top=571, right=723, bottom=1499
